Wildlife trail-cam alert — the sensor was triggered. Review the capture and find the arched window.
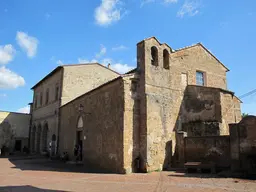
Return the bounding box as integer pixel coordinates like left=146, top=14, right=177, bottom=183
left=36, top=124, right=42, bottom=153
left=77, top=116, right=83, bottom=129
left=151, top=46, right=158, bottom=66
left=31, top=126, right=36, bottom=152
left=42, top=123, right=48, bottom=152
left=163, top=49, right=170, bottom=69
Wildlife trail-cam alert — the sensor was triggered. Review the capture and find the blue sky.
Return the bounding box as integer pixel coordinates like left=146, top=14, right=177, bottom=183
left=0, top=0, right=255, bottom=114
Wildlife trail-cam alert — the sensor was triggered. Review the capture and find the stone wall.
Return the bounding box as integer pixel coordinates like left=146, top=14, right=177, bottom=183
left=184, top=136, right=230, bottom=168
left=123, top=74, right=141, bottom=173
left=136, top=37, right=240, bottom=172
left=181, top=85, right=241, bottom=136
left=171, top=44, right=228, bottom=90
left=230, top=116, right=256, bottom=172
left=61, top=64, right=119, bottom=106
left=220, top=92, right=242, bottom=135
left=59, top=77, right=125, bottom=173
left=31, top=68, right=62, bottom=153
left=31, top=64, right=119, bottom=154
left=137, top=38, right=175, bottom=172
left=183, top=122, right=221, bottom=137
left=182, top=85, right=222, bottom=123
left=0, top=111, right=31, bottom=152
left=0, top=111, right=31, bottom=139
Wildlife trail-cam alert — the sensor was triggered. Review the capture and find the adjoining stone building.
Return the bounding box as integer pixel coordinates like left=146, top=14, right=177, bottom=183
left=0, top=111, right=31, bottom=153
left=30, top=64, right=119, bottom=155
left=57, top=37, right=241, bottom=173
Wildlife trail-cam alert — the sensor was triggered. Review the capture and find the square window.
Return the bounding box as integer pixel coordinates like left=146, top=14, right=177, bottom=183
left=40, top=92, right=43, bottom=106
left=196, top=71, right=205, bottom=86
left=55, top=85, right=59, bottom=101
left=45, top=88, right=49, bottom=104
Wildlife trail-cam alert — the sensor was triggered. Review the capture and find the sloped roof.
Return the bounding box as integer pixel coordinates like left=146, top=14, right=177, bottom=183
left=137, top=36, right=173, bottom=51
left=0, top=110, right=31, bottom=115
left=137, top=37, right=229, bottom=72
left=60, top=76, right=123, bottom=109
left=31, top=63, right=120, bottom=90
left=174, top=43, right=230, bottom=72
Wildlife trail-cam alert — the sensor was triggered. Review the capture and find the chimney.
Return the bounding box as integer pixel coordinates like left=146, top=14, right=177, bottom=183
left=108, top=63, right=111, bottom=68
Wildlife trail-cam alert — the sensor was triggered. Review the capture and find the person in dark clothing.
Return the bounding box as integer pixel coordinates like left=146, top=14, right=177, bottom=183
left=77, top=144, right=82, bottom=161
left=74, top=144, right=78, bottom=161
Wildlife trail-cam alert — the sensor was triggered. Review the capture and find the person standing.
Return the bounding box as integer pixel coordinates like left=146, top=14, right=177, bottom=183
left=74, top=144, right=78, bottom=162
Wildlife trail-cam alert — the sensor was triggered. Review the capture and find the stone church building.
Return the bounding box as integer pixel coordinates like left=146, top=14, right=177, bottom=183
left=30, top=37, right=241, bottom=173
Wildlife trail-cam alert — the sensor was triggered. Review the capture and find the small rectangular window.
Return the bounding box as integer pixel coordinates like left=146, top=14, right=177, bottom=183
left=196, top=71, right=205, bottom=86
left=45, top=88, right=49, bottom=104
left=35, top=95, right=38, bottom=109
left=55, top=85, right=59, bottom=101
left=40, top=92, right=43, bottom=106
left=131, top=80, right=138, bottom=92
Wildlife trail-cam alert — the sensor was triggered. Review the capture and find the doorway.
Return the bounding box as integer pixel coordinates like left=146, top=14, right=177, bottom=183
left=76, top=131, right=83, bottom=161
left=15, top=140, right=22, bottom=151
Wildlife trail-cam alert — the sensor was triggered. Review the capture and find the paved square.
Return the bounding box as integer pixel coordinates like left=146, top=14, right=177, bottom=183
left=0, top=158, right=255, bottom=192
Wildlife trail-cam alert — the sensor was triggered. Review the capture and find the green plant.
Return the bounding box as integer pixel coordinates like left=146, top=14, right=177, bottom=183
left=242, top=113, right=249, bottom=118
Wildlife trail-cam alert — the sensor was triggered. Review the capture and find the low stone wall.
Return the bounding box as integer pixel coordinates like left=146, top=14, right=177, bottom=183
left=184, top=136, right=230, bottom=168
left=230, top=116, right=256, bottom=172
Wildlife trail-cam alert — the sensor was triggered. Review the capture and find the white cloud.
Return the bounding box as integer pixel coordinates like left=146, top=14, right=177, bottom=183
left=56, top=60, right=63, bottom=65
left=78, top=58, right=98, bottom=64
left=45, top=13, right=51, bottom=20
left=0, top=44, right=16, bottom=65
left=141, top=0, right=154, bottom=7
left=77, top=44, right=133, bottom=73
left=101, top=58, right=113, bottom=65
left=112, top=45, right=128, bottom=51
left=101, top=58, right=133, bottom=74
left=50, top=56, right=55, bottom=62
left=0, top=93, right=7, bottom=97
left=16, top=31, right=39, bottom=58
left=0, top=66, right=25, bottom=89
left=164, top=0, right=177, bottom=3
left=177, top=0, right=200, bottom=18
left=77, top=57, right=133, bottom=74
left=95, top=0, right=125, bottom=26
left=141, top=0, right=177, bottom=7
left=78, top=45, right=106, bottom=63
left=17, top=106, right=30, bottom=114
left=95, top=45, right=107, bottom=58
left=110, top=63, right=134, bottom=74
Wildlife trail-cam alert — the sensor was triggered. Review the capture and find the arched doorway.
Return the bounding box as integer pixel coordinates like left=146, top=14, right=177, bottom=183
left=51, top=134, right=56, bottom=156
left=42, top=123, right=48, bottom=152
left=76, top=116, right=84, bottom=161
left=36, top=124, right=42, bottom=153
left=31, top=126, right=36, bottom=152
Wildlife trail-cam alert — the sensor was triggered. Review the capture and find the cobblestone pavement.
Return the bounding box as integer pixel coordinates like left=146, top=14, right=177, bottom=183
left=0, top=158, right=255, bottom=192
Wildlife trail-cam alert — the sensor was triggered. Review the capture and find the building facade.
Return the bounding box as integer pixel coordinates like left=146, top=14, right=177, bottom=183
left=0, top=111, right=31, bottom=153
left=57, top=37, right=241, bottom=173
left=30, top=64, right=119, bottom=155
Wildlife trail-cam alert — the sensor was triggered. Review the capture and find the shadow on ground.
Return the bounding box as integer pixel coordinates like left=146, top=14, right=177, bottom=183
left=0, top=185, right=69, bottom=192
left=8, top=157, right=116, bottom=174
left=168, top=169, right=256, bottom=180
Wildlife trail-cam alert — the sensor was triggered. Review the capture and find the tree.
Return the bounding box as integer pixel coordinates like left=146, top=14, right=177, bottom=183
left=0, top=121, right=15, bottom=150
left=242, top=113, right=249, bottom=118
